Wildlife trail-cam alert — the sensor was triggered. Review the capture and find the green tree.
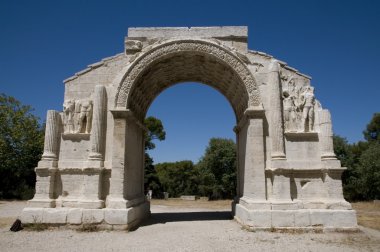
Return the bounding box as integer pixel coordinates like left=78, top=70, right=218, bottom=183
left=334, top=135, right=360, bottom=201
left=196, top=138, right=236, bottom=199
left=156, top=160, right=198, bottom=197
left=356, top=142, right=380, bottom=200
left=363, top=113, right=380, bottom=143
left=335, top=112, right=380, bottom=201
left=144, top=116, right=166, bottom=197
left=144, top=116, right=166, bottom=150
left=0, top=94, right=44, bottom=199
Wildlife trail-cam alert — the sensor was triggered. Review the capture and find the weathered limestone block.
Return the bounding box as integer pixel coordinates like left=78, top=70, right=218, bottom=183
left=67, top=208, right=83, bottom=224
left=20, top=208, right=44, bottom=223
left=180, top=195, right=196, bottom=201
left=271, top=210, right=295, bottom=227
left=105, top=209, right=129, bottom=225
left=82, top=209, right=104, bottom=224
left=294, top=210, right=311, bottom=227
left=125, top=39, right=143, bottom=52
left=42, top=208, right=68, bottom=224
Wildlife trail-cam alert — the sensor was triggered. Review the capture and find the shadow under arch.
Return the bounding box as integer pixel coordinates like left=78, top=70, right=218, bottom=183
left=138, top=211, right=233, bottom=228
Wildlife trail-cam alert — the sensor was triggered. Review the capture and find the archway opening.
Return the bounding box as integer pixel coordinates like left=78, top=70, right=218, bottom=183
left=115, top=43, right=255, bottom=226
left=143, top=82, right=237, bottom=224
left=125, top=50, right=249, bottom=121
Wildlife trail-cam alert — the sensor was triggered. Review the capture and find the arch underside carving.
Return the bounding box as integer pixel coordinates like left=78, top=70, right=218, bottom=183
left=115, top=40, right=262, bottom=121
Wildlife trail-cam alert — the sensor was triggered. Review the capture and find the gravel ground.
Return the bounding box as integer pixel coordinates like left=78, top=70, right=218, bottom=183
left=1, top=201, right=379, bottom=252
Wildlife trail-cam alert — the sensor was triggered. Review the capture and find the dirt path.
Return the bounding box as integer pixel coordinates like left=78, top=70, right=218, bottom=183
left=1, top=200, right=379, bottom=252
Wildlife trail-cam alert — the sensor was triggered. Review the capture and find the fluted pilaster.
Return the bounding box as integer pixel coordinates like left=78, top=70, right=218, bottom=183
left=268, top=61, right=286, bottom=159
left=319, top=109, right=336, bottom=159
left=42, top=110, right=61, bottom=160
left=89, top=85, right=107, bottom=160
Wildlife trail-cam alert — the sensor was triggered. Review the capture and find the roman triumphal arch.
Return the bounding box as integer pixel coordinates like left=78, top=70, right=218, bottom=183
left=22, top=27, right=357, bottom=230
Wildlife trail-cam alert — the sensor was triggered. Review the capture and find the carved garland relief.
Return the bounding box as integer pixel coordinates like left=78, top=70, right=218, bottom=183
left=115, top=40, right=261, bottom=109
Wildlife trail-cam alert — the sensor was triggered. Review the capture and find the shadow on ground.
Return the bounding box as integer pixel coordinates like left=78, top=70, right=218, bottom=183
left=140, top=211, right=232, bottom=227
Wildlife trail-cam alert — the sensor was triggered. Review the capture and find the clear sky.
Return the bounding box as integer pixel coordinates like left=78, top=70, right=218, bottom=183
left=1, top=0, right=379, bottom=164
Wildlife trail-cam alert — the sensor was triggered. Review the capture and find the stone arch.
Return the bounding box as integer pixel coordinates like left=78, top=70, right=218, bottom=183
left=115, top=39, right=262, bottom=121
left=23, top=27, right=357, bottom=231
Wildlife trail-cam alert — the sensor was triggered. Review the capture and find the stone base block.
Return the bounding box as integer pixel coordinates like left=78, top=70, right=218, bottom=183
left=21, top=201, right=150, bottom=230
left=234, top=203, right=357, bottom=229
left=27, top=199, right=56, bottom=208
left=239, top=197, right=271, bottom=210
left=78, top=200, right=105, bottom=209
left=67, top=208, right=83, bottom=224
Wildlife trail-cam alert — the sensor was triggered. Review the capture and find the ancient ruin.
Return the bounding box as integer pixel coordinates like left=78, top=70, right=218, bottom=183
left=21, top=26, right=357, bottom=230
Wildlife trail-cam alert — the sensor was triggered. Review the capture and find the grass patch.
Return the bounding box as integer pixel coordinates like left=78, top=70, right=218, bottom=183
left=24, top=223, right=49, bottom=231
left=0, top=217, right=15, bottom=228
left=351, top=201, right=380, bottom=231
left=77, top=223, right=99, bottom=232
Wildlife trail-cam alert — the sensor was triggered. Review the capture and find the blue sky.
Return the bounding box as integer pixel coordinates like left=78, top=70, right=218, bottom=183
left=1, top=0, right=379, bottom=164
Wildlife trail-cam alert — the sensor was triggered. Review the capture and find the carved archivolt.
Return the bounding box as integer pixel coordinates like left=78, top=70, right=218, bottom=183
left=115, top=39, right=262, bottom=109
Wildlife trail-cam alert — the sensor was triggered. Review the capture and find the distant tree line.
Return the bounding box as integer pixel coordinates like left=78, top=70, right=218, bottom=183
left=145, top=138, right=237, bottom=199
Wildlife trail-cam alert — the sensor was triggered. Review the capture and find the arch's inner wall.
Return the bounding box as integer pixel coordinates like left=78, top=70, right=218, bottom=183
left=127, top=52, right=249, bottom=121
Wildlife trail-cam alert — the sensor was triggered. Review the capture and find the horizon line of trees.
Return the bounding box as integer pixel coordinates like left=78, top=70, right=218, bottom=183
left=145, top=138, right=237, bottom=199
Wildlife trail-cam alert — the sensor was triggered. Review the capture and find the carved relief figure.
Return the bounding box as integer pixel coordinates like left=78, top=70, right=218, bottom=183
left=300, top=87, right=315, bottom=132
left=282, top=90, right=297, bottom=132
left=63, top=100, right=75, bottom=133
left=281, top=71, right=316, bottom=133
left=63, top=99, right=93, bottom=134
left=75, top=100, right=93, bottom=134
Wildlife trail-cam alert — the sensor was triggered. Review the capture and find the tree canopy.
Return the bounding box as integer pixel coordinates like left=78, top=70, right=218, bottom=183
left=363, top=113, right=380, bottom=143
left=144, top=116, right=166, bottom=150
left=156, top=160, right=199, bottom=198
left=335, top=112, right=380, bottom=201
left=144, top=116, right=166, bottom=197
left=196, top=138, right=236, bottom=199
left=0, top=94, right=44, bottom=199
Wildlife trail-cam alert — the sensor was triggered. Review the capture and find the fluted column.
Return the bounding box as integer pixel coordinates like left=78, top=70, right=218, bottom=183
left=319, top=109, right=336, bottom=159
left=268, top=61, right=286, bottom=160
left=89, top=85, right=107, bottom=162
left=42, top=110, right=61, bottom=160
